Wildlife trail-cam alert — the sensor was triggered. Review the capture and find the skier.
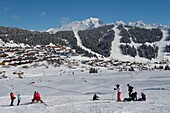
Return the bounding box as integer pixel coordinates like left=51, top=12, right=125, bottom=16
left=131, top=92, right=137, bottom=101
left=93, top=93, right=99, bottom=100
left=127, top=84, right=134, bottom=97
left=31, top=91, right=43, bottom=103
left=114, top=84, right=121, bottom=101
left=31, top=91, right=38, bottom=103
left=36, top=92, right=43, bottom=103
left=17, top=94, right=21, bottom=105
left=10, top=92, right=15, bottom=106
left=137, top=92, right=146, bottom=101
left=123, top=92, right=137, bottom=102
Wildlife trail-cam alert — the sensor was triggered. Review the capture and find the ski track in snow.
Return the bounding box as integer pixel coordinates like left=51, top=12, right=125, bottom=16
left=110, top=26, right=122, bottom=60
left=0, top=68, right=170, bottom=113
left=155, top=30, right=170, bottom=61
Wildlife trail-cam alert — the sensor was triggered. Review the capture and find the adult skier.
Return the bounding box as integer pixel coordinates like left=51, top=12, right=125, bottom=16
left=127, top=84, right=134, bottom=97
left=10, top=92, right=15, bottom=106
left=31, top=91, right=43, bottom=103
left=114, top=84, right=121, bottom=101
left=37, top=92, right=43, bottom=103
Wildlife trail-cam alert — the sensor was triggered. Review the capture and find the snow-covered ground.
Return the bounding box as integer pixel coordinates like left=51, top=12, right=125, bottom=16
left=0, top=65, right=170, bottom=113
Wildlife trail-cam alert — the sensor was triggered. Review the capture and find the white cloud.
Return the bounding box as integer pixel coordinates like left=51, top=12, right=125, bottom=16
left=12, top=15, right=20, bottom=20
left=60, top=17, right=70, bottom=25
left=41, top=11, right=46, bottom=16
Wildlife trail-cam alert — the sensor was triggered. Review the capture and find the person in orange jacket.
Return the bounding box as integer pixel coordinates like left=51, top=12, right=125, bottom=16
left=10, top=92, right=15, bottom=106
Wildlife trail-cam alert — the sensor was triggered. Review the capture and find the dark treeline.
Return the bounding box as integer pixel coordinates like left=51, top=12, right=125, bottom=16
left=78, top=25, right=115, bottom=57
left=0, top=25, right=169, bottom=60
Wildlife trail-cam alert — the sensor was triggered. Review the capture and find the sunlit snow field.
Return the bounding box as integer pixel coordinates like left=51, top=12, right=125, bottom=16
left=0, top=66, right=170, bottom=113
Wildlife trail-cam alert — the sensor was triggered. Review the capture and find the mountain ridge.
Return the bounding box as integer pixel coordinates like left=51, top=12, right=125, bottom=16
left=46, top=17, right=103, bottom=34
left=46, top=18, right=170, bottom=33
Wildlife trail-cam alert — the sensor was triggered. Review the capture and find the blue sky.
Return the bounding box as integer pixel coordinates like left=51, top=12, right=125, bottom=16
left=0, top=0, right=170, bottom=31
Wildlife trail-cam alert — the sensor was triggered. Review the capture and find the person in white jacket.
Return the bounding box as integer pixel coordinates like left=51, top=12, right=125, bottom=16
left=114, top=84, right=121, bottom=101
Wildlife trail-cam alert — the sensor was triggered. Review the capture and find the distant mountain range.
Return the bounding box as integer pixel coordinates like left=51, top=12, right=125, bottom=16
left=46, top=17, right=170, bottom=33
left=46, top=17, right=103, bottom=33
left=0, top=17, right=170, bottom=62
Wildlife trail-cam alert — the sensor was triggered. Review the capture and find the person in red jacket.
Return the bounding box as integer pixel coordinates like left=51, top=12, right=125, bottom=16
left=36, top=92, right=43, bottom=103
left=31, top=91, right=38, bottom=103
left=31, top=91, right=43, bottom=103
left=10, top=92, right=15, bottom=106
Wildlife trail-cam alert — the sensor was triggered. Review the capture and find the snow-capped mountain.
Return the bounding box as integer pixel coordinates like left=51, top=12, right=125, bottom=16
left=46, top=17, right=103, bottom=33
left=128, top=20, right=170, bottom=30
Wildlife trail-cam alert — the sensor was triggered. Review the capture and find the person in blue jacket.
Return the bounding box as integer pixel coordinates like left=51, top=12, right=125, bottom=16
left=17, top=94, right=21, bottom=105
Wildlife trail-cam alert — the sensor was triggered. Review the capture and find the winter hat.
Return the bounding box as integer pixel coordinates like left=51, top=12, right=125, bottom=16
left=116, top=84, right=120, bottom=87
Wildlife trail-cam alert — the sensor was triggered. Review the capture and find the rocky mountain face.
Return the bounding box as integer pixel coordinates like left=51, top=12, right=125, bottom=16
left=0, top=18, right=170, bottom=61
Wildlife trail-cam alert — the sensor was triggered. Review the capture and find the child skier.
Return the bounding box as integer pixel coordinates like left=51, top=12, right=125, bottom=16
left=17, top=94, right=21, bottom=105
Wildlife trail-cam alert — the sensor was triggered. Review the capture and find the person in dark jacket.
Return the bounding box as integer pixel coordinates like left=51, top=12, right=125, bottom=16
left=93, top=93, right=99, bottom=100
left=123, top=92, right=137, bottom=102
left=137, top=92, right=146, bottom=101
left=127, top=84, right=134, bottom=97
left=131, top=92, right=137, bottom=101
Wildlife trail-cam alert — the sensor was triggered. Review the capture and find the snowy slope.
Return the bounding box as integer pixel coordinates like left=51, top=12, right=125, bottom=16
left=0, top=65, right=170, bottom=113
left=110, top=26, right=123, bottom=60
left=46, top=17, right=103, bottom=33
left=110, top=25, right=149, bottom=62
left=155, top=30, right=170, bottom=61
left=109, top=22, right=170, bottom=62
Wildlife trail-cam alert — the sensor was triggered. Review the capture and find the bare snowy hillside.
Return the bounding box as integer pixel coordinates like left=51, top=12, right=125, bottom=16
left=0, top=65, right=170, bottom=113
